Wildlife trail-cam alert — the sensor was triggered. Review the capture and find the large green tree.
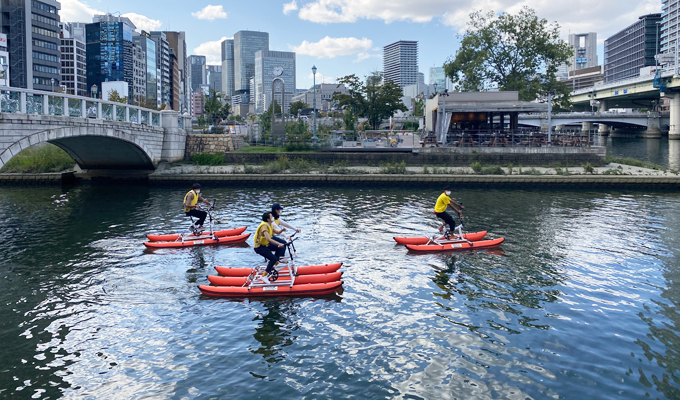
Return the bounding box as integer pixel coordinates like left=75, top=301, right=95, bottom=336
left=203, top=89, right=230, bottom=126
left=444, top=7, right=573, bottom=109
left=289, top=100, right=309, bottom=116
left=332, top=72, right=407, bottom=129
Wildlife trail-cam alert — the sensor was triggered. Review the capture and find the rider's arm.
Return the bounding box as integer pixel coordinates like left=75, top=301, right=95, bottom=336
left=272, top=225, right=285, bottom=235
left=263, top=230, right=284, bottom=247
left=448, top=201, right=463, bottom=215
left=197, top=195, right=210, bottom=205
left=279, top=220, right=301, bottom=232
left=185, top=192, right=195, bottom=209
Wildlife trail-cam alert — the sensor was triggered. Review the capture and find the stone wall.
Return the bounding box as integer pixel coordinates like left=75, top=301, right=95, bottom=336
left=184, top=134, right=244, bottom=160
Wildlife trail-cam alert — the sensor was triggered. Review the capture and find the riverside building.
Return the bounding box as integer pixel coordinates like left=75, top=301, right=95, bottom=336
left=604, top=14, right=662, bottom=82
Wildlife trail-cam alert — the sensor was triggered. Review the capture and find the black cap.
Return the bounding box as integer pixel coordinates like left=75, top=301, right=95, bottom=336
left=192, top=183, right=201, bottom=189
left=272, top=203, right=283, bottom=211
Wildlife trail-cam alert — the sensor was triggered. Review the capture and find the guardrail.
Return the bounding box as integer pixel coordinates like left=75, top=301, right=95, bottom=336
left=571, top=71, right=674, bottom=96
left=0, top=86, right=191, bottom=129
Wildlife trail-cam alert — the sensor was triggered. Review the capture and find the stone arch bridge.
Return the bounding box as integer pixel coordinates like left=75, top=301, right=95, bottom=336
left=0, top=88, right=190, bottom=171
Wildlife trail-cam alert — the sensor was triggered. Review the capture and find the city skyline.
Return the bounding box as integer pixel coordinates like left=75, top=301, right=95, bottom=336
left=58, top=0, right=662, bottom=89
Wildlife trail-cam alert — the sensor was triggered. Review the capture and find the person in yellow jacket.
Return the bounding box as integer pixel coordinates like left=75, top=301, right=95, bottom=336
left=434, top=188, right=464, bottom=235
left=184, top=183, right=211, bottom=229
left=254, top=212, right=287, bottom=282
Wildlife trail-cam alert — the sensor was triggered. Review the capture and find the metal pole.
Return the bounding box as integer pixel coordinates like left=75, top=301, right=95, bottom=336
left=441, top=92, right=446, bottom=145
left=547, top=92, right=553, bottom=144
left=312, top=68, right=317, bottom=141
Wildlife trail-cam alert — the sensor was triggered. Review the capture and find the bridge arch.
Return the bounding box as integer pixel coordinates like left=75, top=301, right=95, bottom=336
left=0, top=126, right=156, bottom=170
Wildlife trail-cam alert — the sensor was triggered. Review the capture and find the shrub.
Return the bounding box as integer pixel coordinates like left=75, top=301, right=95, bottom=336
left=422, top=165, right=430, bottom=174
left=470, top=161, right=483, bottom=173
left=0, top=143, right=75, bottom=173
left=507, top=163, right=514, bottom=175
left=289, top=157, right=315, bottom=173
left=583, top=162, right=595, bottom=174
left=329, top=161, right=351, bottom=174
left=481, top=165, right=505, bottom=175
left=520, top=167, right=543, bottom=175
left=379, top=161, right=407, bottom=174
left=192, top=152, right=225, bottom=165
left=284, top=141, right=312, bottom=151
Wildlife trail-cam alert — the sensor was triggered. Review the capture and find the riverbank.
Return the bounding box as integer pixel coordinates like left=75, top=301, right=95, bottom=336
left=2, top=162, right=679, bottom=188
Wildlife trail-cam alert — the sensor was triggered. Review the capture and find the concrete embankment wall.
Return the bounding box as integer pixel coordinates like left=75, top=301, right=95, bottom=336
left=148, top=173, right=680, bottom=190
left=225, top=147, right=606, bottom=167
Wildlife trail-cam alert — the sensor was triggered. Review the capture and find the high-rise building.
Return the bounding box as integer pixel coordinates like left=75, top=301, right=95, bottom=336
left=133, top=32, right=158, bottom=107
left=568, top=33, right=599, bottom=72
left=1, top=0, right=62, bottom=90
left=207, top=64, right=222, bottom=93
left=221, top=38, right=234, bottom=96
left=417, top=72, right=424, bottom=85
left=254, top=50, right=295, bottom=114
left=168, top=49, right=180, bottom=111
left=164, top=31, right=187, bottom=112
left=383, top=40, right=418, bottom=87
left=61, top=21, right=86, bottom=43
left=86, top=14, right=135, bottom=99
left=429, top=66, right=453, bottom=91
left=660, top=0, right=680, bottom=67
left=149, top=31, right=170, bottom=107
left=0, top=33, right=9, bottom=87
left=59, top=36, right=86, bottom=96
left=188, top=55, right=206, bottom=93
left=132, top=42, right=146, bottom=103
left=604, top=14, right=662, bottom=83
left=234, top=30, right=269, bottom=96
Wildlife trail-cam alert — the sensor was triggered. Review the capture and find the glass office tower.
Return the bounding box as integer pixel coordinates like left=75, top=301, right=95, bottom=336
left=86, top=15, right=134, bottom=99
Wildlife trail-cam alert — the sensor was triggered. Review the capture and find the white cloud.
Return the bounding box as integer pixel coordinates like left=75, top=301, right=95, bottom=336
left=59, top=0, right=104, bottom=23
left=306, top=72, right=335, bottom=84
left=192, top=5, right=228, bottom=21
left=296, top=0, right=661, bottom=43
left=122, top=13, right=163, bottom=31
left=194, top=37, right=229, bottom=65
left=292, top=36, right=372, bottom=58
left=354, top=52, right=381, bottom=63
left=283, top=1, right=299, bottom=15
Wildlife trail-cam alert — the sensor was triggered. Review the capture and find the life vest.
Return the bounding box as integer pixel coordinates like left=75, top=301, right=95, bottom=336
left=183, top=190, right=198, bottom=212
left=254, top=221, right=273, bottom=247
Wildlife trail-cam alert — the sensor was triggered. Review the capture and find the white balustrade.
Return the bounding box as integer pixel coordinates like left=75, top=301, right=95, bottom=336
left=0, top=87, right=164, bottom=128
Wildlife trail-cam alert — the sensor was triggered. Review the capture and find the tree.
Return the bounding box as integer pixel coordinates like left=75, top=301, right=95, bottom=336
left=107, top=89, right=127, bottom=104
left=342, top=108, right=358, bottom=139
left=444, top=6, right=573, bottom=109
left=203, top=89, right=227, bottom=126
left=285, top=119, right=311, bottom=141
left=364, top=72, right=407, bottom=129
left=289, top=100, right=309, bottom=116
left=331, top=72, right=407, bottom=129
left=267, top=100, right=282, bottom=115
left=134, top=96, right=160, bottom=110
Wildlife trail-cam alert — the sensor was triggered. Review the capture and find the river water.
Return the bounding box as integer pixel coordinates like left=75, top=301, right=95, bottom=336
left=594, top=136, right=680, bottom=170
left=1, top=184, right=680, bottom=399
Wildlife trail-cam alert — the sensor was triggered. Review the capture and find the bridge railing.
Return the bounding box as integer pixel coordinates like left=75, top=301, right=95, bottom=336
left=0, top=87, right=191, bottom=129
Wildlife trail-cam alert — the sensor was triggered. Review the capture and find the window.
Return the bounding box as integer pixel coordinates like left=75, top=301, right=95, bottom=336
left=32, top=1, right=57, bottom=14
left=32, top=13, right=58, bottom=27
left=32, top=26, right=58, bottom=38
left=33, top=51, right=59, bottom=63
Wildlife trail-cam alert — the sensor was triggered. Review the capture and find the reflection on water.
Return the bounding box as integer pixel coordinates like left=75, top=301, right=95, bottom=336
left=1, top=186, right=680, bottom=398
left=670, top=139, right=680, bottom=170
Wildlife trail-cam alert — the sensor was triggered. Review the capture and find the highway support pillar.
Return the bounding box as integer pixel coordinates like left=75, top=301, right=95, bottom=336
left=598, top=101, right=610, bottom=136
left=643, top=112, right=662, bottom=139
left=670, top=93, right=680, bottom=140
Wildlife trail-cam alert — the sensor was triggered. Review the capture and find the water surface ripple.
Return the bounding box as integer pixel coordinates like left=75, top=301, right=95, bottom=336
left=1, top=185, right=680, bottom=399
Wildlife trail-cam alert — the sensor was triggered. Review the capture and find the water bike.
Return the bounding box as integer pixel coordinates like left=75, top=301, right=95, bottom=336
left=144, top=200, right=250, bottom=249
left=199, top=233, right=343, bottom=297
left=404, top=216, right=504, bottom=252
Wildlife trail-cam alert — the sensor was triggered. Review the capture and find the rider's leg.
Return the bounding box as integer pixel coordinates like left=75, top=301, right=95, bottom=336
left=255, top=246, right=278, bottom=274
left=271, top=236, right=287, bottom=258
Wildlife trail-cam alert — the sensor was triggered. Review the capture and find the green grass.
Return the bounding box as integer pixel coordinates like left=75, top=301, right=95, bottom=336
left=0, top=144, right=75, bottom=173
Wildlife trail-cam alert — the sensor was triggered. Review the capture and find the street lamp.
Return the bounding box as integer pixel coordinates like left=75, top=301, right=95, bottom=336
left=433, top=82, right=438, bottom=137
left=51, top=77, right=55, bottom=92
left=91, top=85, right=98, bottom=99
left=312, top=65, right=317, bottom=141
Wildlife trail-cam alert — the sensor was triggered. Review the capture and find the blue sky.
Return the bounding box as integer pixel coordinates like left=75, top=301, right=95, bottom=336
left=60, top=0, right=662, bottom=90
